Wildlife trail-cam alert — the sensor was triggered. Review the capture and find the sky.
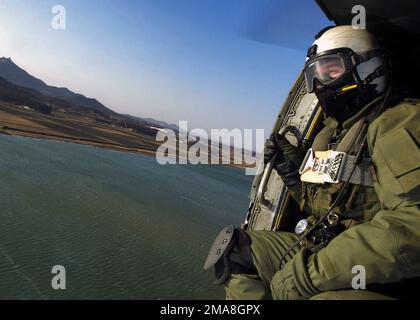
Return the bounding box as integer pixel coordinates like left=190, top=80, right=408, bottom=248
left=0, top=0, right=331, bottom=133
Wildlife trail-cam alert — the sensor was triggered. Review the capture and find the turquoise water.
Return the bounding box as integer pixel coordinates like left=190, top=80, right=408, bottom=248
left=0, top=134, right=252, bottom=299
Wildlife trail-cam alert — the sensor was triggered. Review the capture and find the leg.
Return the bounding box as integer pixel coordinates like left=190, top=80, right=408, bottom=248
left=225, top=274, right=272, bottom=300
left=223, top=230, right=302, bottom=300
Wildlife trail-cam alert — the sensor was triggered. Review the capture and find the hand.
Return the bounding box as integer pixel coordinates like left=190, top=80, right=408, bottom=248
left=264, top=133, right=301, bottom=187
left=264, top=133, right=280, bottom=165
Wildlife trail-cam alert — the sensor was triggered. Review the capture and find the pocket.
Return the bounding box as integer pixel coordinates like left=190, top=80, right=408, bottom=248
left=377, top=127, right=420, bottom=195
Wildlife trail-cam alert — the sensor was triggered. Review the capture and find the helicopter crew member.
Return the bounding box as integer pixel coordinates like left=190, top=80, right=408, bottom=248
left=204, top=25, right=420, bottom=300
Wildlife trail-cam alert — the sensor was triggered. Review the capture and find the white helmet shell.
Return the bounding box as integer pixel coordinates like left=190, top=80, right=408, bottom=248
left=311, top=25, right=387, bottom=94
left=313, top=25, right=380, bottom=54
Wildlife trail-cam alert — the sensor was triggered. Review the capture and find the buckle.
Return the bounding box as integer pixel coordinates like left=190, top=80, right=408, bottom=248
left=299, top=148, right=347, bottom=184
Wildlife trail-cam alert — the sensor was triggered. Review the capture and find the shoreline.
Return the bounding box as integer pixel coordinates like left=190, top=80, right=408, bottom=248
left=0, top=103, right=255, bottom=170
left=0, top=129, right=250, bottom=170
left=0, top=124, right=157, bottom=156
left=0, top=125, right=252, bottom=171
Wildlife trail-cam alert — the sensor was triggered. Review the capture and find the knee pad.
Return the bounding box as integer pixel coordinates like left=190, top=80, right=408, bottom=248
left=204, top=226, right=257, bottom=285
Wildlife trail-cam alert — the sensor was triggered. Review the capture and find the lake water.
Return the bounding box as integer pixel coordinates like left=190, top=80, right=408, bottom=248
left=0, top=134, right=252, bottom=299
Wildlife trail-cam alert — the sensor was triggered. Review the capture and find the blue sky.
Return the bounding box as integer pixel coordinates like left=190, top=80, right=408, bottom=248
left=0, top=0, right=331, bottom=132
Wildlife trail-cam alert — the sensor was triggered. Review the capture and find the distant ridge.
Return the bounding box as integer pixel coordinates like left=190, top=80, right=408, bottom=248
left=124, top=115, right=180, bottom=132
left=0, top=58, right=257, bottom=166
left=0, top=57, right=115, bottom=115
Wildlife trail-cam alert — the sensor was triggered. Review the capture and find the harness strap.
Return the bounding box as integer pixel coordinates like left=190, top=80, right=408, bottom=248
left=340, top=155, right=374, bottom=187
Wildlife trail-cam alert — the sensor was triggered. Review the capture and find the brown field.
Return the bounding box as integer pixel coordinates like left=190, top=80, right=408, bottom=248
left=0, top=102, right=160, bottom=156
left=0, top=102, right=253, bottom=169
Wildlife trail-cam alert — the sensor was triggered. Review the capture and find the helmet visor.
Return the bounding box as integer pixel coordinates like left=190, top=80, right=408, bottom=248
left=304, top=55, right=349, bottom=93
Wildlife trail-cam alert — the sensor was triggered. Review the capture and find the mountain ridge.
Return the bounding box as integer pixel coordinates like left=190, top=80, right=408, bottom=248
left=0, top=59, right=256, bottom=167
left=0, top=57, right=116, bottom=115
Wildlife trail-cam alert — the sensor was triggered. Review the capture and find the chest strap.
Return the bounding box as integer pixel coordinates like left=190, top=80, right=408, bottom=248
left=340, top=154, right=374, bottom=187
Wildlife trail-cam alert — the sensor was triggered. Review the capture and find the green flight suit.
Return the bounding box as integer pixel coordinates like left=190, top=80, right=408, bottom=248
left=224, top=98, right=420, bottom=300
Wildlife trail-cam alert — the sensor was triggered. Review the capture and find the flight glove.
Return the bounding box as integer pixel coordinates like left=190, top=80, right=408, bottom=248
left=264, top=133, right=301, bottom=187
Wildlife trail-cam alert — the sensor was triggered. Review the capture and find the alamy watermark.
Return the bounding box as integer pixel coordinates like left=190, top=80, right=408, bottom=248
left=51, top=265, right=66, bottom=290
left=352, top=5, right=366, bottom=30
left=351, top=265, right=367, bottom=290
left=155, top=121, right=265, bottom=176
left=51, top=5, right=66, bottom=30
left=49, top=4, right=366, bottom=31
